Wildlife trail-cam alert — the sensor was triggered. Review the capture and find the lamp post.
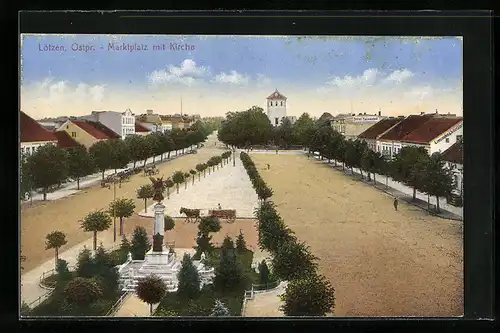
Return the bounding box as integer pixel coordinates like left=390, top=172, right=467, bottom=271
left=108, top=175, right=118, bottom=243
left=233, top=148, right=236, bottom=167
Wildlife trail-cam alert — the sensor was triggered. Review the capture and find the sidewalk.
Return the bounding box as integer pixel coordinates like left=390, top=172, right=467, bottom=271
left=21, top=231, right=119, bottom=308
left=25, top=149, right=190, bottom=202
left=310, top=153, right=463, bottom=221
left=113, top=294, right=158, bottom=317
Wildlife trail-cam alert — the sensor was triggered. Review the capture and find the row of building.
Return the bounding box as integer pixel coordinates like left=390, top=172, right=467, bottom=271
left=20, top=109, right=200, bottom=156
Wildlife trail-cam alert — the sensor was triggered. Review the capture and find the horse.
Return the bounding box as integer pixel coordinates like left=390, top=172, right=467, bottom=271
left=179, top=207, right=201, bottom=223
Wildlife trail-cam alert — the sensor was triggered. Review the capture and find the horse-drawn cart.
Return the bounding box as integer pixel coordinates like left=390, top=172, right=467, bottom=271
left=208, top=209, right=236, bottom=223
left=144, top=165, right=160, bottom=176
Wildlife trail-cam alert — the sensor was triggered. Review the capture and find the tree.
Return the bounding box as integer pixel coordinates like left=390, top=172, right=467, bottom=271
left=109, top=198, right=135, bottom=236
left=130, top=226, right=151, bottom=260
left=211, top=299, right=230, bottom=316
left=214, top=248, right=243, bottom=291
left=221, top=235, right=235, bottom=252
left=190, top=169, right=197, bottom=185
left=136, top=274, right=167, bottom=315
left=202, top=163, right=208, bottom=178
left=80, top=210, right=112, bottom=251
left=75, top=246, right=94, bottom=278
left=164, top=215, right=175, bottom=244
left=195, top=164, right=204, bottom=181
left=92, top=244, right=120, bottom=296
left=165, top=179, right=174, bottom=199
left=235, top=230, right=246, bottom=253
left=184, top=172, right=191, bottom=189
left=195, top=217, right=222, bottom=256
left=56, top=259, right=73, bottom=284
left=391, top=146, right=430, bottom=200
left=292, top=113, right=315, bottom=147
left=124, top=134, right=144, bottom=168
left=137, top=136, right=153, bottom=168
left=146, top=133, right=163, bottom=163
left=177, top=253, right=201, bottom=299
left=137, top=184, right=154, bottom=213
left=158, top=133, right=175, bottom=160
left=20, top=155, right=34, bottom=203
left=218, top=106, right=273, bottom=147
left=280, top=273, right=335, bottom=316
left=172, top=171, right=185, bottom=194
left=271, top=240, right=318, bottom=281
left=64, top=277, right=103, bottom=307
left=258, top=260, right=270, bottom=285
left=419, top=153, right=455, bottom=213
left=67, top=144, right=95, bottom=190
left=24, top=144, right=69, bottom=200
left=45, top=231, right=68, bottom=269
left=89, top=140, right=112, bottom=180
left=276, top=117, right=295, bottom=149
left=108, top=138, right=131, bottom=172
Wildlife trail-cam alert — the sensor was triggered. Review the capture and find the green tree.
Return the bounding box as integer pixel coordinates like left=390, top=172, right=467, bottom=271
left=109, top=198, right=136, bottom=236
left=75, top=246, right=94, bottom=278
left=214, top=248, right=243, bottom=291
left=190, top=169, right=197, bottom=185
left=24, top=144, right=69, bottom=200
left=195, top=164, right=204, bottom=181
left=137, top=184, right=154, bottom=213
left=271, top=240, right=318, bottom=281
left=64, top=277, right=103, bottom=307
left=158, top=132, right=175, bottom=160
left=211, top=299, right=230, bottom=316
left=165, top=179, right=174, bottom=199
left=419, top=153, right=455, bottom=213
left=391, top=146, right=430, bottom=200
left=130, top=226, right=151, bottom=260
left=218, top=106, right=273, bottom=147
left=80, top=210, right=112, bottom=251
left=124, top=134, right=144, bottom=168
left=89, top=140, right=112, bottom=180
left=258, top=260, right=270, bottom=285
left=177, top=253, right=201, bottom=299
left=20, top=155, right=34, bottom=203
left=45, top=230, right=68, bottom=269
left=164, top=215, right=175, bottom=244
left=137, top=135, right=153, bottom=167
left=195, top=217, right=222, bottom=257
left=235, top=230, right=246, bottom=253
left=56, top=259, right=73, bottom=284
left=92, top=244, right=119, bottom=296
left=108, top=139, right=130, bottom=172
left=136, top=274, right=167, bottom=315
left=147, top=132, right=163, bottom=163
left=184, top=172, right=191, bottom=189
left=280, top=273, right=335, bottom=316
left=221, top=235, right=235, bottom=252
left=172, top=171, right=185, bottom=194
left=276, top=117, right=295, bottom=149
left=67, top=144, right=95, bottom=190
left=292, top=113, right=316, bottom=148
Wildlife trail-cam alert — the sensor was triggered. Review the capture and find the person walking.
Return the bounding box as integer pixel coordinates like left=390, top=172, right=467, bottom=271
left=393, top=197, right=399, bottom=211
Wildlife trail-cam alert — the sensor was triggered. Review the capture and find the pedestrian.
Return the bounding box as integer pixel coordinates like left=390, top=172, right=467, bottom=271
left=267, top=163, right=270, bottom=170
left=393, top=197, right=398, bottom=211
left=218, top=203, right=222, bottom=210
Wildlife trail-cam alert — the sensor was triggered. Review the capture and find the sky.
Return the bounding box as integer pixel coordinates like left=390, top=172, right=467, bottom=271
left=20, top=34, right=463, bottom=120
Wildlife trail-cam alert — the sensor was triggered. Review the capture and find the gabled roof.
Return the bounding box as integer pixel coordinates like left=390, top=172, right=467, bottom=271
left=400, top=117, right=463, bottom=144
left=379, top=114, right=435, bottom=141
left=441, top=141, right=463, bottom=164
left=20, top=111, right=58, bottom=143
left=266, top=89, right=287, bottom=100
left=135, top=123, right=150, bottom=132
left=53, top=131, right=80, bottom=148
left=71, top=120, right=120, bottom=140
left=358, top=118, right=402, bottom=139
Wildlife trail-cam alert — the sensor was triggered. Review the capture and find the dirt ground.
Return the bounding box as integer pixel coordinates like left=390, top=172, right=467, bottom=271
left=20, top=135, right=243, bottom=272
left=250, top=154, right=463, bottom=317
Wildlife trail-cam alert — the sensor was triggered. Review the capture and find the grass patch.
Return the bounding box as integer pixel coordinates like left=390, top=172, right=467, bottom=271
left=156, top=248, right=259, bottom=316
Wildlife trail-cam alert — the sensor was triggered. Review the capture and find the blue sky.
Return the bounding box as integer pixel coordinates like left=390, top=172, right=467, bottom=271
left=20, top=34, right=463, bottom=119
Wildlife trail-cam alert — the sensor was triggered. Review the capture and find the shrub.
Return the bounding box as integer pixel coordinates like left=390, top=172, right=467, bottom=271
left=130, top=226, right=151, bottom=260
left=176, top=253, right=201, bottom=299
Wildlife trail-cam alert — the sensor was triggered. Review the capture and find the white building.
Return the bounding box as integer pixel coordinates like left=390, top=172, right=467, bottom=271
left=332, top=112, right=386, bottom=140
left=266, top=89, right=296, bottom=126
left=78, top=109, right=136, bottom=139
left=20, top=111, right=58, bottom=156
left=441, top=140, right=463, bottom=197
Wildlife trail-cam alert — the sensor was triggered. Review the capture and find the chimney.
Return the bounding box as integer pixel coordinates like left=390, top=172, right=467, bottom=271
left=378, top=110, right=381, bottom=116
left=435, top=109, right=438, bottom=114
left=147, top=109, right=153, bottom=115
left=363, top=112, right=366, bottom=115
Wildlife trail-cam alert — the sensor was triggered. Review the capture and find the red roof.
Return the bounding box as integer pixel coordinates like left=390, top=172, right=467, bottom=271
left=401, top=117, right=463, bottom=144
left=358, top=118, right=402, bottom=139
left=53, top=131, right=80, bottom=148
left=20, top=111, right=58, bottom=143
left=441, top=141, right=463, bottom=164
left=266, top=89, right=287, bottom=100
left=135, top=123, right=150, bottom=132
left=379, top=114, right=435, bottom=141
left=71, top=120, right=120, bottom=139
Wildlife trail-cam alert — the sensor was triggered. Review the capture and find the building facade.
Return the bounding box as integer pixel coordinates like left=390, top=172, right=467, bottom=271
left=79, top=109, right=136, bottom=139
left=266, top=89, right=296, bottom=126
left=332, top=112, right=385, bottom=140
left=441, top=141, right=463, bottom=197
left=20, top=111, right=58, bottom=156
left=357, top=117, right=403, bottom=151
left=56, top=120, right=120, bottom=148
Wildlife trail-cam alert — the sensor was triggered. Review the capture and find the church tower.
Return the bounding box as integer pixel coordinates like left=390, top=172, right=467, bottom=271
left=266, top=89, right=287, bottom=126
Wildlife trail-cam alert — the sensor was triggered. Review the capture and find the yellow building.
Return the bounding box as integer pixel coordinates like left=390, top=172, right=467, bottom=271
left=134, top=123, right=151, bottom=136
left=56, top=119, right=120, bottom=148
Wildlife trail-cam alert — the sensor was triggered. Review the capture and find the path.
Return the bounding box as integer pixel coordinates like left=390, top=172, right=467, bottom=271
left=242, top=282, right=287, bottom=317
left=139, top=153, right=259, bottom=218
left=113, top=294, right=159, bottom=317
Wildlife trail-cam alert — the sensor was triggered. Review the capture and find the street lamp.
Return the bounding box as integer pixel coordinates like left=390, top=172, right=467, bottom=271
left=233, top=148, right=236, bottom=167
left=107, top=175, right=118, bottom=243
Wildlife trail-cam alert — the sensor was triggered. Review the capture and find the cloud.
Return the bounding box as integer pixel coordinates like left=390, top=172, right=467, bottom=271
left=382, top=69, right=414, bottom=84
left=404, top=85, right=433, bottom=100
left=325, top=68, right=380, bottom=88
left=212, top=70, right=249, bottom=85
left=147, top=59, right=210, bottom=85
left=256, top=73, right=272, bottom=87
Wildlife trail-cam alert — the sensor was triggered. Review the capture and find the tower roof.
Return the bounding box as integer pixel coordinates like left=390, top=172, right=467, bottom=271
left=266, top=89, right=287, bottom=100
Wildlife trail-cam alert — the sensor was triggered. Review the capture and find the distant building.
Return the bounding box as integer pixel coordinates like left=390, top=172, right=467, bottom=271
left=53, top=131, right=80, bottom=149
left=441, top=140, right=463, bottom=197
left=20, top=111, right=58, bottom=156
left=357, top=117, right=402, bottom=152
left=78, top=109, right=136, bottom=139
left=332, top=111, right=386, bottom=140
left=134, top=123, right=151, bottom=136
left=266, top=89, right=296, bottom=126
left=56, top=119, right=120, bottom=148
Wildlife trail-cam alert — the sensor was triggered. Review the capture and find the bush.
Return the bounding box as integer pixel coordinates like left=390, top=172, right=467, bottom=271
left=56, top=259, right=72, bottom=284
left=130, top=226, right=151, bottom=260
left=177, top=253, right=201, bottom=299
left=75, top=247, right=94, bottom=278
left=64, top=277, right=103, bottom=307
left=221, top=235, right=234, bottom=252
left=235, top=230, right=246, bottom=253
left=214, top=249, right=243, bottom=291
left=271, top=240, right=318, bottom=281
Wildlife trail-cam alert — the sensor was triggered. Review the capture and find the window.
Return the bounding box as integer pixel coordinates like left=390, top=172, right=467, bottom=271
left=71, top=132, right=77, bottom=137
left=445, top=137, right=450, bottom=143
left=281, top=101, right=283, bottom=106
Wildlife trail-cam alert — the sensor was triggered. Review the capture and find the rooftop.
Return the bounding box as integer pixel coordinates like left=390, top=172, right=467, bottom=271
left=401, top=117, right=463, bottom=144
left=441, top=141, right=463, bottom=164
left=71, top=120, right=121, bottom=140
left=266, top=89, right=287, bottom=100
left=379, top=114, right=435, bottom=141
left=20, top=111, right=58, bottom=143
left=53, top=131, right=80, bottom=148
left=135, top=123, right=150, bottom=132
left=357, top=118, right=402, bottom=140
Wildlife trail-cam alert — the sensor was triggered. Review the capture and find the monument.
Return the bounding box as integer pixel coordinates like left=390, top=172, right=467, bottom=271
left=116, top=176, right=215, bottom=292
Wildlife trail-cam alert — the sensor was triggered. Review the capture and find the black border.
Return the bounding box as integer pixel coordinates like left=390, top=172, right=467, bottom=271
left=12, top=10, right=495, bottom=331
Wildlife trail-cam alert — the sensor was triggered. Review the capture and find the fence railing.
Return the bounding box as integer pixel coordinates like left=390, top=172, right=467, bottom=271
left=105, top=292, right=131, bottom=316
left=251, top=281, right=280, bottom=292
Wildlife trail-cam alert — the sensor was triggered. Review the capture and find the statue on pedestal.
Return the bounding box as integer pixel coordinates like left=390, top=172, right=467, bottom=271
left=149, top=177, right=166, bottom=252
